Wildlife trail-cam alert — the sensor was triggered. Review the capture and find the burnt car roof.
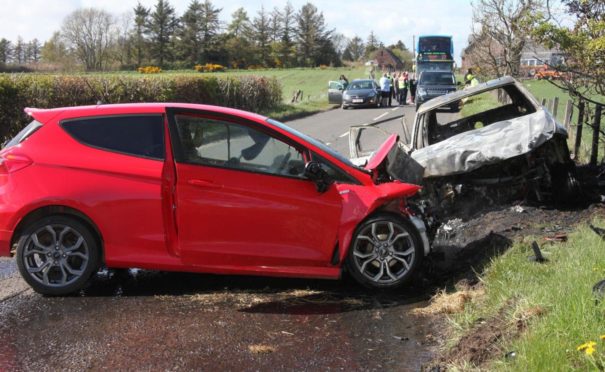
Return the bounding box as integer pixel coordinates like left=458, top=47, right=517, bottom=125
left=416, top=76, right=520, bottom=114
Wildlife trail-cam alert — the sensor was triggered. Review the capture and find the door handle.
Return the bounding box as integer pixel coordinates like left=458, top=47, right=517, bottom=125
left=187, top=179, right=223, bottom=189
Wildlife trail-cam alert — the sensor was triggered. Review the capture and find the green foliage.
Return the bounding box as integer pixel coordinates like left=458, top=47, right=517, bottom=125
left=0, top=74, right=282, bottom=141
left=533, top=0, right=605, bottom=101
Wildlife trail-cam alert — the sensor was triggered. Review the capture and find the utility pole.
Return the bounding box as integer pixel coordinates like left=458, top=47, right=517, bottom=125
left=412, top=35, right=416, bottom=78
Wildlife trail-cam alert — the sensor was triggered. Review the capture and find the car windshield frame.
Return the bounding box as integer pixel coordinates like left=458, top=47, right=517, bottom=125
left=266, top=118, right=368, bottom=174
left=419, top=72, right=456, bottom=86
left=347, top=81, right=375, bottom=91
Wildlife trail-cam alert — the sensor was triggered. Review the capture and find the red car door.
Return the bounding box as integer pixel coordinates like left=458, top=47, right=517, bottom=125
left=168, top=111, right=343, bottom=270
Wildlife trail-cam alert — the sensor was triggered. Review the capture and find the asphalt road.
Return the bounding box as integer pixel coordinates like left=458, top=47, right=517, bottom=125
left=0, top=102, right=441, bottom=371
left=286, top=103, right=416, bottom=157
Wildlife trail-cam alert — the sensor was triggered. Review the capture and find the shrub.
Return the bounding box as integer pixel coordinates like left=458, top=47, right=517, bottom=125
left=137, top=66, right=162, bottom=74
left=0, top=74, right=282, bottom=141
left=194, top=63, right=226, bottom=72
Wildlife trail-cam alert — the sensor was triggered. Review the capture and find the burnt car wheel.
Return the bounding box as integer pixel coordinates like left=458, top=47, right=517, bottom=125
left=346, top=214, right=422, bottom=289
left=16, top=216, right=100, bottom=296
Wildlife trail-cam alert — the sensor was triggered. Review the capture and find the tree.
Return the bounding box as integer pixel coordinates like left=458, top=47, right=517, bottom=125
left=470, top=0, right=543, bottom=77
left=225, top=8, right=252, bottom=68
left=252, top=6, right=271, bottom=66
left=41, top=31, right=76, bottom=68
left=0, top=39, right=12, bottom=65
left=14, top=37, right=24, bottom=65
left=533, top=0, right=605, bottom=103
left=295, top=2, right=332, bottom=66
left=228, top=7, right=250, bottom=38
left=269, top=7, right=282, bottom=43
left=343, top=36, right=365, bottom=61
left=179, top=0, right=204, bottom=65
left=133, top=2, right=149, bottom=66
left=147, top=0, right=179, bottom=67
left=198, top=0, right=222, bottom=63
left=27, top=39, right=41, bottom=63
left=279, top=2, right=296, bottom=67
left=365, top=31, right=380, bottom=57
left=61, top=8, right=116, bottom=70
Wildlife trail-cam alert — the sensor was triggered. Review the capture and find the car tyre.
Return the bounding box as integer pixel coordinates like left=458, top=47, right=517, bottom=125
left=345, top=213, right=422, bottom=289
left=16, top=216, right=101, bottom=296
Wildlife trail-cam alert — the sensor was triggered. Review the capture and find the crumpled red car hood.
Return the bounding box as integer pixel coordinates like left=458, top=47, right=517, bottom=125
left=364, top=133, right=398, bottom=172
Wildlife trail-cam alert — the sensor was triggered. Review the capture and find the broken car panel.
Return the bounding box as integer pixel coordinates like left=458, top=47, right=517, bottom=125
left=350, top=76, right=579, bottom=214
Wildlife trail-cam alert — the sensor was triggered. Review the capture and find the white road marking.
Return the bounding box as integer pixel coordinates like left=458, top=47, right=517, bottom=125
left=391, top=107, right=399, bottom=111
left=326, top=142, right=331, bottom=146
left=373, top=112, right=389, bottom=121
left=339, top=132, right=348, bottom=138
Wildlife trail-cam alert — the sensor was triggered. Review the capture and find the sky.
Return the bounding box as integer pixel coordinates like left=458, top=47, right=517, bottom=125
left=0, top=0, right=474, bottom=64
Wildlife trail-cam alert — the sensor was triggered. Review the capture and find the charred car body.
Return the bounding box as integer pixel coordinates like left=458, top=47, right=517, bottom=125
left=350, top=76, right=579, bottom=219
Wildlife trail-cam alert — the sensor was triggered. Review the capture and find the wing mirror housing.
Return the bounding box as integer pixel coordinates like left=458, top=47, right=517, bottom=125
left=304, top=161, right=334, bottom=193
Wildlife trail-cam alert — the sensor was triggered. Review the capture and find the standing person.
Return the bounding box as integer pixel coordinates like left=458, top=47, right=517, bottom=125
left=464, top=68, right=478, bottom=87
left=339, top=74, right=349, bottom=90
left=388, top=72, right=394, bottom=106
left=379, top=73, right=391, bottom=107
left=409, top=74, right=417, bottom=105
left=393, top=73, right=400, bottom=104
left=398, top=72, right=409, bottom=106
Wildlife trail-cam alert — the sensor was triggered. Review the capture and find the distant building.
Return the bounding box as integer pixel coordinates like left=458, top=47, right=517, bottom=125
left=520, top=41, right=565, bottom=68
left=461, top=37, right=563, bottom=77
left=369, top=48, right=404, bottom=71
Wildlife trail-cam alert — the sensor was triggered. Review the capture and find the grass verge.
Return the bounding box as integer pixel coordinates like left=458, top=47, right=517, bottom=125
left=437, top=220, right=605, bottom=370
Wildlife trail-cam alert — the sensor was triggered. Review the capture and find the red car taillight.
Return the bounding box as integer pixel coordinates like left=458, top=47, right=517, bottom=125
left=0, top=153, right=33, bottom=174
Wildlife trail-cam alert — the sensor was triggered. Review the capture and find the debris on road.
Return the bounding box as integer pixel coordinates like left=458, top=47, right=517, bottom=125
left=248, top=345, right=276, bottom=354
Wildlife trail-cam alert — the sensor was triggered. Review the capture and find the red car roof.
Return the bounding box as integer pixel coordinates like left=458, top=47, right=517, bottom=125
left=25, top=103, right=269, bottom=124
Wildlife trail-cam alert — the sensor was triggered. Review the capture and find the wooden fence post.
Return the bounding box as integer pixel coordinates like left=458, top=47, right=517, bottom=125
left=590, top=104, right=602, bottom=167
left=564, top=99, right=574, bottom=145
left=552, top=96, right=559, bottom=119
left=574, top=100, right=585, bottom=159
left=541, top=98, right=547, bottom=106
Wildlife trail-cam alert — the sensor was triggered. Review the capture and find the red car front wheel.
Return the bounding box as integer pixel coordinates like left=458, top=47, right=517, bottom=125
left=346, top=213, right=422, bottom=289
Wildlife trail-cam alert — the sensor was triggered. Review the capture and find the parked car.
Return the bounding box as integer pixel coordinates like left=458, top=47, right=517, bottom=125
left=341, top=79, right=382, bottom=109
left=0, top=103, right=431, bottom=295
left=350, top=76, right=579, bottom=216
left=415, top=71, right=459, bottom=111
left=328, top=79, right=381, bottom=108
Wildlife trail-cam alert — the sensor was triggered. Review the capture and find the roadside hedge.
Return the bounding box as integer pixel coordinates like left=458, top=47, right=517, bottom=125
left=0, top=74, right=282, bottom=141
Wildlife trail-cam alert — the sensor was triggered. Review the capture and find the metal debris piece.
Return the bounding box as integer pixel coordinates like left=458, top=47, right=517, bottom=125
left=593, top=280, right=605, bottom=303
left=589, top=224, right=605, bottom=240
left=510, top=205, right=526, bottom=213
left=528, top=241, right=548, bottom=263
left=544, top=233, right=568, bottom=243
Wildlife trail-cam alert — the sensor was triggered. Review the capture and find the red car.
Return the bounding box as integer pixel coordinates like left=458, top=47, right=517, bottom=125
left=0, top=103, right=430, bottom=295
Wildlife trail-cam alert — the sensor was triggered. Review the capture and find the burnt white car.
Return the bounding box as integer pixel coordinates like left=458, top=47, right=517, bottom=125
left=350, top=76, right=578, bottom=214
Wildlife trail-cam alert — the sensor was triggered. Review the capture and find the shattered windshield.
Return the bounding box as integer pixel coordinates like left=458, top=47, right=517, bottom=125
left=419, top=72, right=455, bottom=86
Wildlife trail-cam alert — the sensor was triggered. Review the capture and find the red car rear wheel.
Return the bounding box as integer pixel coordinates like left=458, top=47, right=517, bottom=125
left=16, top=216, right=100, bottom=296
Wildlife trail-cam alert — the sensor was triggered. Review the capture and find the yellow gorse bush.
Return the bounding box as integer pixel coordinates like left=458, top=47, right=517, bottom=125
left=137, top=66, right=162, bottom=74
left=194, top=63, right=226, bottom=72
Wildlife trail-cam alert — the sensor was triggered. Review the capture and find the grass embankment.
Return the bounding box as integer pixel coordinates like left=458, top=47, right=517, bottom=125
left=437, top=221, right=605, bottom=370
left=194, top=66, right=367, bottom=120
